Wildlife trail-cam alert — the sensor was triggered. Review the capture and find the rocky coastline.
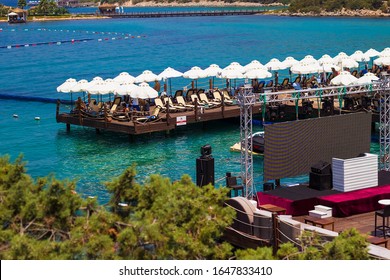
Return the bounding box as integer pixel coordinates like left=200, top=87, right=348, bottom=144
left=271, top=8, right=390, bottom=17
left=121, top=1, right=284, bottom=7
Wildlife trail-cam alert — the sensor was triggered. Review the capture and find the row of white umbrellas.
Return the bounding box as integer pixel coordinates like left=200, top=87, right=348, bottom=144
left=57, top=77, right=159, bottom=99
left=58, top=47, right=389, bottom=96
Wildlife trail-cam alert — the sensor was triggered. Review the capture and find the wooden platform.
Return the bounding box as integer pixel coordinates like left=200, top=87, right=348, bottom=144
left=56, top=102, right=262, bottom=135
left=104, top=10, right=265, bottom=18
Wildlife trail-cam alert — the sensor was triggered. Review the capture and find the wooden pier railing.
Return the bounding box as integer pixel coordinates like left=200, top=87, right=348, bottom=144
left=100, top=9, right=265, bottom=18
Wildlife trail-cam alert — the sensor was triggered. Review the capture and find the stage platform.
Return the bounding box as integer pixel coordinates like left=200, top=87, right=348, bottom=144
left=257, top=171, right=390, bottom=217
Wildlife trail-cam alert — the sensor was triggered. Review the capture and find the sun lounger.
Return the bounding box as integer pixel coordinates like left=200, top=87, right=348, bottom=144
left=154, top=98, right=178, bottom=112
left=213, top=90, right=235, bottom=105
left=163, top=97, right=188, bottom=111
left=134, top=106, right=161, bottom=123
left=176, top=96, right=195, bottom=109
left=199, top=93, right=221, bottom=107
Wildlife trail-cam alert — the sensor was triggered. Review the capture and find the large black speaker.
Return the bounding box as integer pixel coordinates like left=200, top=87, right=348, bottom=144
left=311, top=161, right=331, bottom=175
left=263, top=182, right=274, bottom=192
left=196, top=157, right=214, bottom=187
left=309, top=172, right=332, bottom=191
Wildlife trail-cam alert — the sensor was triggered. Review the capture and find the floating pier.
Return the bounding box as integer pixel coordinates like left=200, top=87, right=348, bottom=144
left=102, top=10, right=265, bottom=19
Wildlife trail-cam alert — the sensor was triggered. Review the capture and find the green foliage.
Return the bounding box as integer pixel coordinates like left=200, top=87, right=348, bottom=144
left=0, top=156, right=372, bottom=260
left=235, top=246, right=275, bottom=259
left=288, top=0, right=387, bottom=13
left=28, top=0, right=69, bottom=16
left=17, top=0, right=26, bottom=8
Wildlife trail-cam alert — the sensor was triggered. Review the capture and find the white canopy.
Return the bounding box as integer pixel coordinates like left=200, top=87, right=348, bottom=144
left=135, top=70, right=159, bottom=83
left=183, top=66, right=207, bottom=79
left=244, top=60, right=267, bottom=72
left=281, top=56, right=299, bottom=68
left=291, top=62, right=320, bottom=74
left=364, top=48, right=380, bottom=58
left=219, top=65, right=245, bottom=79
left=204, top=64, right=223, bottom=77
left=113, top=72, right=135, bottom=84
left=70, top=79, right=89, bottom=92
left=244, top=68, right=272, bottom=79
left=354, top=72, right=380, bottom=85
left=330, top=71, right=358, bottom=86
left=128, top=82, right=158, bottom=99
left=350, top=50, right=370, bottom=62
left=157, top=67, right=183, bottom=80
left=264, top=58, right=286, bottom=71
left=57, top=78, right=77, bottom=93
left=114, top=82, right=140, bottom=96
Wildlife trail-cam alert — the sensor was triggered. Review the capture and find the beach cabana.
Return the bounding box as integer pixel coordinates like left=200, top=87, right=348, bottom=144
left=98, top=3, right=118, bottom=15
left=7, top=8, right=28, bottom=23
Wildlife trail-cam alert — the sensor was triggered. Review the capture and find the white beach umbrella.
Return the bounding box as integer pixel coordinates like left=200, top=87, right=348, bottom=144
left=318, top=54, right=334, bottom=65
left=300, top=55, right=318, bottom=65
left=183, top=66, right=207, bottom=80
left=350, top=50, right=370, bottom=62
left=114, top=82, right=140, bottom=96
left=354, top=72, right=380, bottom=85
left=157, top=67, right=183, bottom=94
left=70, top=79, right=89, bottom=92
left=330, top=71, right=358, bottom=86
left=135, top=70, right=159, bottom=83
left=87, top=80, right=114, bottom=95
left=320, top=63, right=341, bottom=73
left=291, top=61, right=320, bottom=75
left=374, top=55, right=390, bottom=66
left=380, top=47, right=390, bottom=57
left=364, top=48, right=380, bottom=58
left=226, top=62, right=245, bottom=73
left=219, top=65, right=245, bottom=79
left=113, top=72, right=135, bottom=84
left=244, top=68, right=272, bottom=79
left=57, top=78, right=77, bottom=93
left=281, top=56, right=299, bottom=68
left=265, top=58, right=286, bottom=71
left=157, top=67, right=183, bottom=80
left=204, top=64, right=223, bottom=77
left=333, top=52, right=349, bottom=64
left=339, top=58, right=359, bottom=69
left=128, top=82, right=158, bottom=99
left=244, top=60, right=267, bottom=72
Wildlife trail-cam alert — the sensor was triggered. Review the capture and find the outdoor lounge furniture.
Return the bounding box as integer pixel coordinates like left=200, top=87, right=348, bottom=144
left=176, top=96, right=195, bottom=109
left=199, top=93, right=221, bottom=107
left=213, top=90, right=234, bottom=105
left=134, top=106, right=161, bottom=123
left=226, top=176, right=244, bottom=198
left=375, top=205, right=390, bottom=238
left=163, top=97, right=188, bottom=111
left=154, top=98, right=178, bottom=112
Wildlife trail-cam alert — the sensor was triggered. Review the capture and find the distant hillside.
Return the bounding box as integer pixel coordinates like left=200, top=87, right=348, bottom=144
left=288, top=0, right=389, bottom=13
left=93, top=0, right=289, bottom=5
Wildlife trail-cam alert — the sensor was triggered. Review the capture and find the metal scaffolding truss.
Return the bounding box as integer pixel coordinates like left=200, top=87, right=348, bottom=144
left=236, top=78, right=390, bottom=199
left=379, top=74, right=390, bottom=171
left=238, top=85, right=256, bottom=199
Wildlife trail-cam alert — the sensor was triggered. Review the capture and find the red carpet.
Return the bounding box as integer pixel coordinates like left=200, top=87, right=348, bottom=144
left=317, top=184, right=390, bottom=217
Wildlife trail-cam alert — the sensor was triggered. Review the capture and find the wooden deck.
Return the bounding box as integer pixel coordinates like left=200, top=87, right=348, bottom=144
left=103, top=10, right=265, bottom=18
left=56, top=102, right=263, bottom=135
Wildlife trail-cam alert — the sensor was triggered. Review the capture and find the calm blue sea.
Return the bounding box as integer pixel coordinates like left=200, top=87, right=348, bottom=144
left=0, top=11, right=387, bottom=203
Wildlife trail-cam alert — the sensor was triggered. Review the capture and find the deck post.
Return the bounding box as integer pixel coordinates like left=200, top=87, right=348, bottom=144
left=272, top=212, right=279, bottom=256
left=166, top=102, right=170, bottom=125
left=221, top=94, right=225, bottom=118
left=66, top=123, right=70, bottom=132
left=56, top=99, right=60, bottom=119
left=194, top=101, right=198, bottom=121
left=104, top=104, right=108, bottom=128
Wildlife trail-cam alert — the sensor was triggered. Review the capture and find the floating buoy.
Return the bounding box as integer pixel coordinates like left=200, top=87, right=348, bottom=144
left=34, top=117, right=40, bottom=120
left=13, top=114, right=18, bottom=118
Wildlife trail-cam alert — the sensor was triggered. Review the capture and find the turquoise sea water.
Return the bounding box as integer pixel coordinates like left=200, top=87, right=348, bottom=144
left=0, top=12, right=388, bottom=203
